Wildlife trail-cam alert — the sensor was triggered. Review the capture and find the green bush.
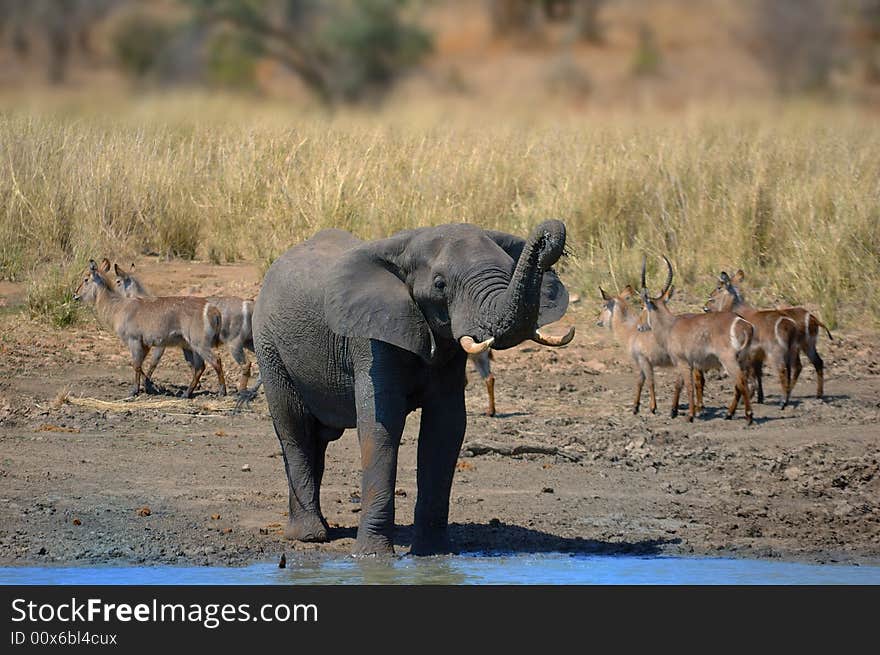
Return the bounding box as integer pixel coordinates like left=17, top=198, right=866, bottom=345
left=27, top=265, right=81, bottom=328
left=112, top=11, right=176, bottom=79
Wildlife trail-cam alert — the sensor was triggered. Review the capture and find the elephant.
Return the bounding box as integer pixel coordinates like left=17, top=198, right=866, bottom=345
left=252, top=220, right=574, bottom=556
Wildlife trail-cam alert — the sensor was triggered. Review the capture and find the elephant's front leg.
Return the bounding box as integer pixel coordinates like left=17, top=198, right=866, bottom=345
left=411, top=383, right=466, bottom=555
left=354, top=380, right=406, bottom=556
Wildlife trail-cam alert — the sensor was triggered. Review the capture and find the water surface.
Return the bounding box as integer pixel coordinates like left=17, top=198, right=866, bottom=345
left=3, top=554, right=878, bottom=585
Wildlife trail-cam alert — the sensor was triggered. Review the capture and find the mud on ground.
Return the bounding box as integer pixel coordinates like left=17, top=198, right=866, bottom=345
left=0, top=259, right=878, bottom=567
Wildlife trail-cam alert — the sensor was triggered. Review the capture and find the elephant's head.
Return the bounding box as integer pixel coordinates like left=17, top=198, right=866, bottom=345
left=324, top=221, right=573, bottom=361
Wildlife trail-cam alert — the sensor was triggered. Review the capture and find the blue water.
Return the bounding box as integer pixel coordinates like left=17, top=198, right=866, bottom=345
left=2, top=554, right=878, bottom=585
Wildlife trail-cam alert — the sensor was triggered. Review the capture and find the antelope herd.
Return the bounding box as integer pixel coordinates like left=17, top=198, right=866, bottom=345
left=600, top=256, right=831, bottom=425
left=75, top=254, right=830, bottom=426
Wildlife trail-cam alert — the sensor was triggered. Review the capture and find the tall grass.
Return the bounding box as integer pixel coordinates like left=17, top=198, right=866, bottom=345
left=2, top=95, right=878, bottom=328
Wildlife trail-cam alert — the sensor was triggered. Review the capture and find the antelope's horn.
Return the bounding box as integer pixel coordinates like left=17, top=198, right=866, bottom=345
left=532, top=325, right=575, bottom=347
left=659, top=255, right=674, bottom=298
left=459, top=336, right=494, bottom=354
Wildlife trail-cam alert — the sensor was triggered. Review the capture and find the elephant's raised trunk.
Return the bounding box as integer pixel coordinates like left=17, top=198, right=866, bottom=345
left=488, top=220, right=567, bottom=350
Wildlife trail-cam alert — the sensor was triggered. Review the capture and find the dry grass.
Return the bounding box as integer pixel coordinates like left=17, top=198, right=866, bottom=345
left=2, top=93, right=878, bottom=328
left=64, top=394, right=255, bottom=415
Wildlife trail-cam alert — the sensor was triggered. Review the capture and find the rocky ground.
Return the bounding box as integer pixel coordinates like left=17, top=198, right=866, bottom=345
left=1, top=258, right=878, bottom=568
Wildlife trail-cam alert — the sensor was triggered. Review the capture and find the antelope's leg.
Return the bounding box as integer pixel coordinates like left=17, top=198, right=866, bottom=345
left=646, top=364, right=657, bottom=414
left=684, top=364, right=696, bottom=422
left=633, top=368, right=645, bottom=415
left=694, top=369, right=705, bottom=414
left=670, top=370, right=683, bottom=418
left=485, top=374, right=496, bottom=417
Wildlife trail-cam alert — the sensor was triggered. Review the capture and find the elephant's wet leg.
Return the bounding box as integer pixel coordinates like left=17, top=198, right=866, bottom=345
left=412, top=383, right=466, bottom=555
left=263, top=378, right=328, bottom=543
left=353, top=377, right=406, bottom=556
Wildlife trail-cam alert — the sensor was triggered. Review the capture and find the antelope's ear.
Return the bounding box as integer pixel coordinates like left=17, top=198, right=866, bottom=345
left=621, top=284, right=637, bottom=300
left=99, top=258, right=111, bottom=272
left=114, top=263, right=124, bottom=277
left=130, top=263, right=136, bottom=272
left=732, top=270, right=745, bottom=284
left=599, top=286, right=610, bottom=301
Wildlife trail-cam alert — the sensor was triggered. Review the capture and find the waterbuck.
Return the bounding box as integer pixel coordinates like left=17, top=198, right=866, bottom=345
left=598, top=284, right=706, bottom=414
left=640, top=256, right=755, bottom=424
left=113, top=263, right=256, bottom=393
left=468, top=351, right=497, bottom=416
left=704, top=271, right=800, bottom=408
left=713, top=270, right=832, bottom=399
left=74, top=260, right=227, bottom=398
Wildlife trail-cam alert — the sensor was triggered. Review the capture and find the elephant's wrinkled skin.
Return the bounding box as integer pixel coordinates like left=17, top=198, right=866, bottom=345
left=253, top=221, right=571, bottom=555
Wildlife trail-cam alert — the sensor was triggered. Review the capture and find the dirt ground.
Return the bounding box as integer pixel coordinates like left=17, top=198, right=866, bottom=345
left=1, top=259, right=878, bottom=568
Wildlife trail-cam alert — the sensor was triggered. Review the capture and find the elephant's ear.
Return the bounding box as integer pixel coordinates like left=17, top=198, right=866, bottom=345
left=485, top=229, right=569, bottom=328
left=324, top=247, right=435, bottom=362
left=537, top=269, right=569, bottom=327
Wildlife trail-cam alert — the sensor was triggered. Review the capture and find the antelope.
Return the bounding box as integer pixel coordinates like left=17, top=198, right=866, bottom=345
left=704, top=271, right=801, bottom=408
left=597, top=284, right=706, bottom=414
left=113, top=263, right=256, bottom=393
left=468, top=351, right=497, bottom=417
left=639, top=256, right=755, bottom=424
left=713, top=270, right=832, bottom=399
left=74, top=259, right=227, bottom=398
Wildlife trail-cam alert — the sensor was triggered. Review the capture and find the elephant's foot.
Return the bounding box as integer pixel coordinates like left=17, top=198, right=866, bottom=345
left=411, top=529, right=451, bottom=556
left=352, top=532, right=394, bottom=557
left=284, top=515, right=328, bottom=543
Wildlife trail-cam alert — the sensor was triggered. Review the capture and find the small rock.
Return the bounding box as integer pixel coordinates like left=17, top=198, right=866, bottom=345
left=542, top=487, right=554, bottom=494
left=211, top=514, right=221, bottom=520
left=625, top=437, right=646, bottom=451
left=394, top=488, right=407, bottom=497
left=72, top=518, right=82, bottom=526
left=136, top=506, right=151, bottom=517
left=241, top=464, right=251, bottom=472
left=783, top=466, right=802, bottom=481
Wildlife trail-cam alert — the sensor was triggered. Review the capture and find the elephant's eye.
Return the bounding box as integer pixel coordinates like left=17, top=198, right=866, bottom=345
left=433, top=276, right=446, bottom=292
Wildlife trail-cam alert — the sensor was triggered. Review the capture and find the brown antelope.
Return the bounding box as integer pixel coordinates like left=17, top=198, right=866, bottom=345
left=640, top=256, right=755, bottom=424
left=468, top=351, right=497, bottom=416
left=597, top=284, right=706, bottom=414
left=704, top=271, right=801, bottom=408
left=113, top=264, right=256, bottom=393
left=74, top=260, right=227, bottom=398
left=715, top=270, right=832, bottom=399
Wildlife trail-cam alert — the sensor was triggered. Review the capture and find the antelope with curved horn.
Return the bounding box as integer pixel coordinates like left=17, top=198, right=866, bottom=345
left=74, top=259, right=227, bottom=398
left=711, top=270, right=831, bottom=399
left=704, top=271, right=800, bottom=408
left=597, top=284, right=705, bottom=414
left=639, top=256, right=755, bottom=424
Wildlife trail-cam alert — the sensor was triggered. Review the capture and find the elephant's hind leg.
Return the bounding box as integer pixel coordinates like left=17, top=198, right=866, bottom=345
left=263, top=377, right=329, bottom=543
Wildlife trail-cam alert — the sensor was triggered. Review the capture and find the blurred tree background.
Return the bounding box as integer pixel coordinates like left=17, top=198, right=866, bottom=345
left=1, top=0, right=880, bottom=104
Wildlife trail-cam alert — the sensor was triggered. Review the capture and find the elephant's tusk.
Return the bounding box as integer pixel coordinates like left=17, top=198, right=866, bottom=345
left=459, top=336, right=494, bottom=354
left=532, top=325, right=575, bottom=347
